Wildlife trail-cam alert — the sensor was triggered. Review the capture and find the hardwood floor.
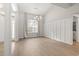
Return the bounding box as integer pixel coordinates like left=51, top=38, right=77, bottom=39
left=13, top=37, right=79, bottom=56
left=0, top=37, right=79, bottom=56
left=0, top=42, right=4, bottom=56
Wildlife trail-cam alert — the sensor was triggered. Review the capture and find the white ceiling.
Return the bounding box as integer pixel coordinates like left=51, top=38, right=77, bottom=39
left=19, top=3, right=52, bottom=15
left=18, top=3, right=76, bottom=16
left=52, top=3, right=75, bottom=8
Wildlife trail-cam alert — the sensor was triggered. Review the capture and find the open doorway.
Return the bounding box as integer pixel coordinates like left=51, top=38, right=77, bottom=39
left=73, top=16, right=78, bottom=43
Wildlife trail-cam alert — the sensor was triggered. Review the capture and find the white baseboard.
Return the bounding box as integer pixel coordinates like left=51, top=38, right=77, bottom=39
left=44, top=35, right=73, bottom=45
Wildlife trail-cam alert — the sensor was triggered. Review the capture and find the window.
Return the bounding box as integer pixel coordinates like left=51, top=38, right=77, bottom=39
left=27, top=19, right=38, bottom=33
left=11, top=3, right=17, bottom=12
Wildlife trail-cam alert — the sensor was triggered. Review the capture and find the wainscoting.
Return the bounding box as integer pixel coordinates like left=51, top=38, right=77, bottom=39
left=44, top=17, right=73, bottom=45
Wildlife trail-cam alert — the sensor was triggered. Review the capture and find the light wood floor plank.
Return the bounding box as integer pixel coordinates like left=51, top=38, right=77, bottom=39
left=0, top=37, right=79, bottom=56
left=13, top=37, right=79, bottom=56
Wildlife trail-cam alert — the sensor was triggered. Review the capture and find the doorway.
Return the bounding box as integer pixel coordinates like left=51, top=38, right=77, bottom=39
left=73, top=16, right=78, bottom=43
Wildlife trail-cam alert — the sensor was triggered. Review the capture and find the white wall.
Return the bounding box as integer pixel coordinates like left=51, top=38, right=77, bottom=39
left=4, top=4, right=12, bottom=56
left=38, top=16, right=44, bottom=36
left=18, top=12, right=25, bottom=39
left=44, top=17, right=73, bottom=45
left=0, top=14, right=5, bottom=42
left=45, top=4, right=79, bottom=21
left=14, top=5, right=25, bottom=40
left=44, top=4, right=79, bottom=45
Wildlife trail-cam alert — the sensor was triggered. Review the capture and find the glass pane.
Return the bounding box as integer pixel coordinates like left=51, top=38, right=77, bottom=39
left=27, top=19, right=38, bottom=33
